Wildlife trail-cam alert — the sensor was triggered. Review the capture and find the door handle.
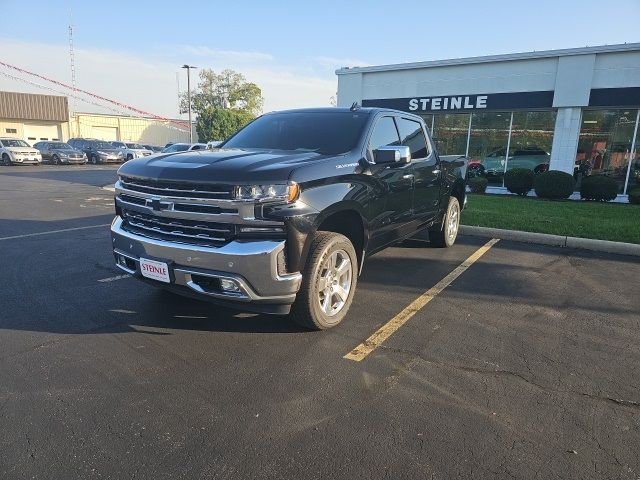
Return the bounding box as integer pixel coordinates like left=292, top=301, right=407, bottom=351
left=402, top=174, right=414, bottom=180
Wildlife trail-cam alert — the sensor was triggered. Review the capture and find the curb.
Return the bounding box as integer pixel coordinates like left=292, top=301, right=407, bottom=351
left=460, top=225, right=640, bottom=257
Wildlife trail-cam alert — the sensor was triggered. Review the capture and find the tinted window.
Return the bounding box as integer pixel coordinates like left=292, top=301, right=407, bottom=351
left=50, top=142, right=71, bottom=149
left=397, top=118, right=429, bottom=158
left=89, top=140, right=113, bottom=149
left=223, top=112, right=369, bottom=155
left=369, top=116, right=400, bottom=152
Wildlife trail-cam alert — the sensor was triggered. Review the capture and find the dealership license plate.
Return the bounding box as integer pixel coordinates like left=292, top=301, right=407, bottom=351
left=139, top=258, right=170, bottom=283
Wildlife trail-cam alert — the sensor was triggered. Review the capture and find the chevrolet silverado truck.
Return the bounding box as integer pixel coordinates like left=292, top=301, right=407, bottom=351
left=111, top=107, right=467, bottom=329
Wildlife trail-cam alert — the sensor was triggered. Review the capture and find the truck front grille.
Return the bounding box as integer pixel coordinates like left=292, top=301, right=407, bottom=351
left=120, top=209, right=235, bottom=247
left=120, top=176, right=234, bottom=199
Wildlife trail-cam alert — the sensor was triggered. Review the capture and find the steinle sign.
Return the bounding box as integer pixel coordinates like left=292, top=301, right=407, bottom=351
left=409, top=95, right=487, bottom=111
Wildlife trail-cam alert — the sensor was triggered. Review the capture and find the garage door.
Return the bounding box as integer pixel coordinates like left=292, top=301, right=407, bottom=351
left=23, top=123, right=63, bottom=145
left=91, top=126, right=118, bottom=141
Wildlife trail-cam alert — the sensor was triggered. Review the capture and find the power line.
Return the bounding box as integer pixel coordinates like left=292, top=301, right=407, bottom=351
left=0, top=60, right=190, bottom=131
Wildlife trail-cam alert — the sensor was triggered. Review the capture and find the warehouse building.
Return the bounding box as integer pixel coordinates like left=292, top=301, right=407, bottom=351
left=337, top=43, right=640, bottom=198
left=0, top=91, right=194, bottom=147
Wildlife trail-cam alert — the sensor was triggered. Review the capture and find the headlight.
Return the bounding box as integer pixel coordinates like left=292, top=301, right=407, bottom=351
left=234, top=182, right=300, bottom=203
left=59, top=152, right=69, bottom=158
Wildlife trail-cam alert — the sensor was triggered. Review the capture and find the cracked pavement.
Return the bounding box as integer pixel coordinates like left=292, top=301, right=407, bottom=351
left=1, top=165, right=639, bottom=479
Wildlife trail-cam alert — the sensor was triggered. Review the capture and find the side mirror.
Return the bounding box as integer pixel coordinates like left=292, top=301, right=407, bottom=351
left=374, top=146, right=411, bottom=165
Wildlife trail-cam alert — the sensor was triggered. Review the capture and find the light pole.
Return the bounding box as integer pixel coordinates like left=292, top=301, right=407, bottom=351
left=182, top=65, right=196, bottom=143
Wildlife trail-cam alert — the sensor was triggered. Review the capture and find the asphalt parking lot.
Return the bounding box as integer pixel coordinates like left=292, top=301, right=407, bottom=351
left=1, top=165, right=639, bottom=480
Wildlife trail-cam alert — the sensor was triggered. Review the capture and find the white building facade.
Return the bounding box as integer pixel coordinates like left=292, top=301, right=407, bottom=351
left=337, top=43, right=640, bottom=197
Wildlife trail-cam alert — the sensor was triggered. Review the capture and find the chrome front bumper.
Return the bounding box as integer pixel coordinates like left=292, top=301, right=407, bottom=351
left=110, top=216, right=302, bottom=311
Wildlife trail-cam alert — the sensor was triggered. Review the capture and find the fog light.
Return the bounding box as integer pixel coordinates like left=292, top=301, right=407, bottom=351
left=220, top=278, right=241, bottom=293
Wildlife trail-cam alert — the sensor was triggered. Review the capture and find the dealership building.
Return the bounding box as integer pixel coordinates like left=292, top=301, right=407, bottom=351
left=0, top=91, right=193, bottom=147
left=337, top=43, right=640, bottom=198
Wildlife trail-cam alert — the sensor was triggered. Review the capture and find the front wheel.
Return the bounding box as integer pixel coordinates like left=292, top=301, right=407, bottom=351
left=2, top=154, right=11, bottom=166
left=52, top=155, right=60, bottom=165
left=429, top=197, right=461, bottom=247
left=90, top=155, right=98, bottom=165
left=290, top=231, right=358, bottom=330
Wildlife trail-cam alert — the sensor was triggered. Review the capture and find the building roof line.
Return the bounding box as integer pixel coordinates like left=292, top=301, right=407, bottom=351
left=335, top=43, right=640, bottom=75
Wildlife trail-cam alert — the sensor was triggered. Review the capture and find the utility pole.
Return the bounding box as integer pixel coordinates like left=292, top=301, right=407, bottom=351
left=182, top=65, right=196, bottom=143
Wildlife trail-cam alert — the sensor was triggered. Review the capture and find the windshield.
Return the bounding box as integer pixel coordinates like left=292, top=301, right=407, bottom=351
left=223, top=111, right=369, bottom=155
left=2, top=139, right=30, bottom=148
left=126, top=143, right=145, bottom=149
left=92, top=141, right=114, bottom=149
left=50, top=142, right=71, bottom=149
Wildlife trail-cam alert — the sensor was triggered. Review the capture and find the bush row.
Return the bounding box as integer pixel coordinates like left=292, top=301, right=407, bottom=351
left=501, top=168, right=624, bottom=202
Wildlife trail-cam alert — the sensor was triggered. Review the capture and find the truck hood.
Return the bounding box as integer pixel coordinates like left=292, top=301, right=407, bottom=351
left=117, top=148, right=334, bottom=183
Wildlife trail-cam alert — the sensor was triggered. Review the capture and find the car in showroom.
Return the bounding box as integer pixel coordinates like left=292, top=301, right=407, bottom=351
left=480, top=147, right=550, bottom=180
left=110, top=141, right=154, bottom=161
left=160, top=142, right=207, bottom=153
left=67, top=138, right=124, bottom=164
left=33, top=141, right=87, bottom=165
left=0, top=138, right=42, bottom=165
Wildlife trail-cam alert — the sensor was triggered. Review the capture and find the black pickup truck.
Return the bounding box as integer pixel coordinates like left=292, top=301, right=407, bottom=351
left=111, top=107, right=467, bottom=329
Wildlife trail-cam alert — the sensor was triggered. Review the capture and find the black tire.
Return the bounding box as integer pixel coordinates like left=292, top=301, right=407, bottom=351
left=2, top=154, right=11, bottom=166
left=428, top=197, right=461, bottom=248
left=90, top=154, right=98, bottom=165
left=52, top=155, right=60, bottom=165
left=126, top=154, right=133, bottom=161
left=290, top=231, right=358, bottom=330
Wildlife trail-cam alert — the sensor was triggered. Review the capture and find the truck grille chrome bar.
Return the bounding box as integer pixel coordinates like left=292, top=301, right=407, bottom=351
left=121, top=209, right=234, bottom=247
left=120, top=176, right=234, bottom=199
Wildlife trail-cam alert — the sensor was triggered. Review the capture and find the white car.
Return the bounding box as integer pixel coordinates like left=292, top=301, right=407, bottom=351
left=0, top=138, right=42, bottom=166
left=206, top=140, right=222, bottom=149
left=111, top=141, right=154, bottom=161
left=161, top=143, right=208, bottom=153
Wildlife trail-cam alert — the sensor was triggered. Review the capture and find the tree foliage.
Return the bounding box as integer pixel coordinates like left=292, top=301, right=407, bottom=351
left=196, top=107, right=254, bottom=142
left=180, top=69, right=263, bottom=116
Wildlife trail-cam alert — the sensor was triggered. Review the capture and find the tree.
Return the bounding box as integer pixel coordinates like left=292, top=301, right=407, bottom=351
left=180, top=68, right=263, bottom=117
left=196, top=107, right=254, bottom=142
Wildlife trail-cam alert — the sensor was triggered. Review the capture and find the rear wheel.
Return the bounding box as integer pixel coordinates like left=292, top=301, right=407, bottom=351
left=428, top=197, right=461, bottom=248
left=290, top=231, right=358, bottom=330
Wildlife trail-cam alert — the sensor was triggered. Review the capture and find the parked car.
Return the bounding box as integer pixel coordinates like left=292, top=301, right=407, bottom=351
left=1, top=138, right=42, bottom=165
left=206, top=141, right=222, bottom=149
left=160, top=142, right=207, bottom=153
left=111, top=141, right=154, bottom=161
left=111, top=107, right=468, bottom=329
left=33, top=141, right=87, bottom=165
left=67, top=138, right=124, bottom=164
left=143, top=144, right=163, bottom=153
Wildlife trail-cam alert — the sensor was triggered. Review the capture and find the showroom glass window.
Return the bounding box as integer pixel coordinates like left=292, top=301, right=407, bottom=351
left=507, top=111, right=556, bottom=176
left=576, top=109, right=640, bottom=193
left=432, top=113, right=470, bottom=156
left=467, top=112, right=512, bottom=185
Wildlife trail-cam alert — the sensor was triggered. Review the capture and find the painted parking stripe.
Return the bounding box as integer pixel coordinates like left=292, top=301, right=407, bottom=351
left=0, top=223, right=110, bottom=241
left=98, top=274, right=131, bottom=283
left=344, top=238, right=500, bottom=362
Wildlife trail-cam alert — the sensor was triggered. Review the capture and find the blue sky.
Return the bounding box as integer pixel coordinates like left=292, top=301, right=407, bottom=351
left=1, top=0, right=638, bottom=116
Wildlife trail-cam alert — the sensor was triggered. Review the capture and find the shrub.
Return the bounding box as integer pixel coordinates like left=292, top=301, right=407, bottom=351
left=468, top=177, right=488, bottom=194
left=628, top=188, right=640, bottom=205
left=580, top=176, right=619, bottom=201
left=534, top=170, right=575, bottom=199
left=504, top=168, right=534, bottom=196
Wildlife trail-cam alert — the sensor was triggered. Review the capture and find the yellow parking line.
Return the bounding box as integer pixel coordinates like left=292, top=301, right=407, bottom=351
left=344, top=238, right=500, bottom=362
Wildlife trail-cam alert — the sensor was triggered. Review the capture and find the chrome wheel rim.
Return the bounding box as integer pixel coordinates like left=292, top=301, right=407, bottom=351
left=447, top=202, right=460, bottom=242
left=317, top=249, right=352, bottom=317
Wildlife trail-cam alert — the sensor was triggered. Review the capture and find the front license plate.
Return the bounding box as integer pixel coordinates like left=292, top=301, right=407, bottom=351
left=139, top=258, right=171, bottom=283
